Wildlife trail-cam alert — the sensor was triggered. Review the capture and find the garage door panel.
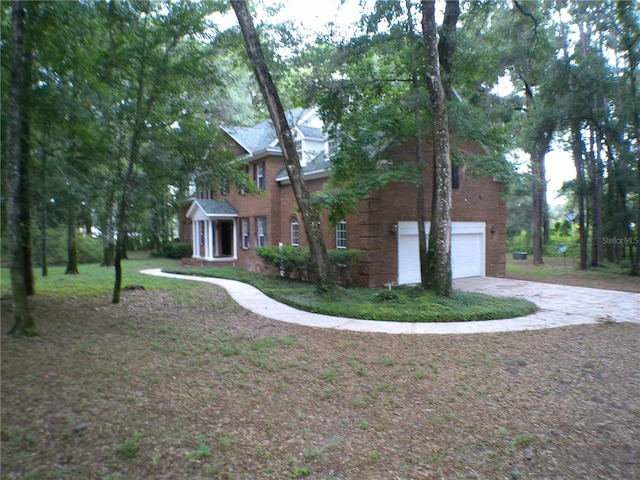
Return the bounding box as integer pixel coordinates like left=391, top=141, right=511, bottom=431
left=397, top=221, right=485, bottom=285
left=451, top=233, right=484, bottom=278
left=398, top=232, right=421, bottom=285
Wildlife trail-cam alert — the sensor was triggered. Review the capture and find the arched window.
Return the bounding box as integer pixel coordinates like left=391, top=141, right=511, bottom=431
left=291, top=216, right=299, bottom=246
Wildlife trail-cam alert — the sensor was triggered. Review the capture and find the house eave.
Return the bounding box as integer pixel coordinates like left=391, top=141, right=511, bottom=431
left=240, top=147, right=283, bottom=162
left=277, top=168, right=330, bottom=184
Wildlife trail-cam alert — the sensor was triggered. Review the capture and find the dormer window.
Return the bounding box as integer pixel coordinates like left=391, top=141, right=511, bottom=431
left=294, top=139, right=303, bottom=158
left=328, top=137, right=338, bottom=156
left=253, top=161, right=265, bottom=190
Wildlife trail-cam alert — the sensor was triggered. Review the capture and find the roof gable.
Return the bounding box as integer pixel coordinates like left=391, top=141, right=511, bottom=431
left=222, top=108, right=323, bottom=156
left=187, top=199, right=238, bottom=220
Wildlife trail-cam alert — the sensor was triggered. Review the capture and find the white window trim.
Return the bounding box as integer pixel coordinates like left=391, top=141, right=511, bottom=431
left=254, top=162, right=266, bottom=190
left=336, top=219, right=347, bottom=249
left=241, top=218, right=250, bottom=249
left=255, top=216, right=267, bottom=247
left=291, top=217, right=299, bottom=246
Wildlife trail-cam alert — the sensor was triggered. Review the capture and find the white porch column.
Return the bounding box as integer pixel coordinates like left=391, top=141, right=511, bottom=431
left=204, top=220, right=211, bottom=259
left=213, top=221, right=218, bottom=257
left=232, top=219, right=238, bottom=259
left=212, top=221, right=217, bottom=257
left=192, top=221, right=198, bottom=257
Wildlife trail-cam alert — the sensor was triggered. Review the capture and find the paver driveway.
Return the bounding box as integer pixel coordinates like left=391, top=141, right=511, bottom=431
left=143, top=269, right=639, bottom=334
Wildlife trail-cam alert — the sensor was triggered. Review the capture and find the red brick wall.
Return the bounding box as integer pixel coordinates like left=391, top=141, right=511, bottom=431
left=344, top=139, right=506, bottom=286
left=180, top=139, right=506, bottom=286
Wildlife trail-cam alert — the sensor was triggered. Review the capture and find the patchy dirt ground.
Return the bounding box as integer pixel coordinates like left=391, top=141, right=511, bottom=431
left=2, top=267, right=639, bottom=480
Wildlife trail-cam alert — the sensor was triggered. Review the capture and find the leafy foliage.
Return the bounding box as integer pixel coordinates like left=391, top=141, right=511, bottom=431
left=151, top=241, right=193, bottom=260
left=256, top=246, right=363, bottom=286
left=30, top=227, right=103, bottom=266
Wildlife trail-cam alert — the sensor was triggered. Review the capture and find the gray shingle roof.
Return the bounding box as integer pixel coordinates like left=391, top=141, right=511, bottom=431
left=297, top=125, right=324, bottom=140
left=195, top=199, right=238, bottom=216
left=222, top=121, right=275, bottom=153
left=222, top=108, right=320, bottom=155
left=275, top=152, right=331, bottom=182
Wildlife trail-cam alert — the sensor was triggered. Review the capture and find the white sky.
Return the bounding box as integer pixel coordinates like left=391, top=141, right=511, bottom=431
left=545, top=150, right=575, bottom=205
left=274, top=0, right=364, bottom=30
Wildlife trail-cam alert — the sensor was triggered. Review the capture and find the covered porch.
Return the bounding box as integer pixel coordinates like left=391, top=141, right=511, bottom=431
left=186, top=199, right=238, bottom=262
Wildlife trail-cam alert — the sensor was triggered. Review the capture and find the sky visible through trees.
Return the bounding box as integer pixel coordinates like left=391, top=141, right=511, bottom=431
left=286, top=0, right=577, bottom=202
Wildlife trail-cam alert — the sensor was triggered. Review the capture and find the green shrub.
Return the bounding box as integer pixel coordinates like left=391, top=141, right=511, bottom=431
left=256, top=246, right=362, bottom=286
left=117, top=431, right=142, bottom=459
left=509, top=222, right=580, bottom=257
left=373, top=289, right=403, bottom=304
left=327, top=249, right=363, bottom=286
left=159, top=242, right=193, bottom=259
left=507, top=230, right=531, bottom=254
left=256, top=245, right=312, bottom=281
left=76, top=233, right=103, bottom=264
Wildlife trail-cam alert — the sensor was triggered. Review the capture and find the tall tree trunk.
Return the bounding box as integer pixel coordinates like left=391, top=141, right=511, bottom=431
left=603, top=140, right=616, bottom=263
left=618, top=1, right=640, bottom=275
left=113, top=193, right=129, bottom=304
left=572, top=122, right=588, bottom=270
left=531, top=128, right=552, bottom=265
left=39, top=147, right=48, bottom=277
left=21, top=116, right=34, bottom=295
left=406, top=0, right=429, bottom=288
left=65, top=203, right=79, bottom=274
left=113, top=231, right=124, bottom=304
left=6, top=0, right=34, bottom=335
left=112, top=148, right=137, bottom=304
left=422, top=0, right=453, bottom=296
left=121, top=227, right=129, bottom=259
left=608, top=145, right=627, bottom=264
left=40, top=196, right=48, bottom=277
left=541, top=155, right=549, bottom=246
left=587, top=126, right=603, bottom=267
left=437, top=0, right=460, bottom=100
left=102, top=192, right=117, bottom=267
left=232, top=0, right=332, bottom=291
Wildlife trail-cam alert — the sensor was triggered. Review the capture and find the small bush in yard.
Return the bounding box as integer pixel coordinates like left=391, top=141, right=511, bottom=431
left=373, top=289, right=403, bottom=304
left=257, top=245, right=312, bottom=281
left=256, top=246, right=362, bottom=286
left=156, top=241, right=193, bottom=259
left=117, top=431, right=142, bottom=459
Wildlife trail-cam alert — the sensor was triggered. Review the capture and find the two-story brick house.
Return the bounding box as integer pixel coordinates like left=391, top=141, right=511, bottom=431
left=180, top=108, right=506, bottom=287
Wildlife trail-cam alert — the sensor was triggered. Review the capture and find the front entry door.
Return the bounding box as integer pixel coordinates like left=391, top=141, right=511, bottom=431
left=219, top=221, right=233, bottom=256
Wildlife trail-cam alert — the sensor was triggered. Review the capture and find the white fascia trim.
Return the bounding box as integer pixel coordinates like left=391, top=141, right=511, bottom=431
left=277, top=169, right=330, bottom=184
left=246, top=147, right=283, bottom=161
left=187, top=202, right=238, bottom=221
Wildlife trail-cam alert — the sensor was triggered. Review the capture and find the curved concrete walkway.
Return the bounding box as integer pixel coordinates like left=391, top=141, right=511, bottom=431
left=141, top=269, right=640, bottom=335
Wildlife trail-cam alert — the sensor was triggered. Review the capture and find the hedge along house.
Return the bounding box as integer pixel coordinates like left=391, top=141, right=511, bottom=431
left=179, top=108, right=506, bottom=287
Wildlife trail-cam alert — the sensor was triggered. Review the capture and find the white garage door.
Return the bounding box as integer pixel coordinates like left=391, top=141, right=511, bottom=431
left=397, top=221, right=485, bottom=285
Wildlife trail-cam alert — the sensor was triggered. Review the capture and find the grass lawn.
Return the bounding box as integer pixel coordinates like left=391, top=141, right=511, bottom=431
left=164, top=266, right=538, bottom=322
left=0, top=254, right=186, bottom=298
